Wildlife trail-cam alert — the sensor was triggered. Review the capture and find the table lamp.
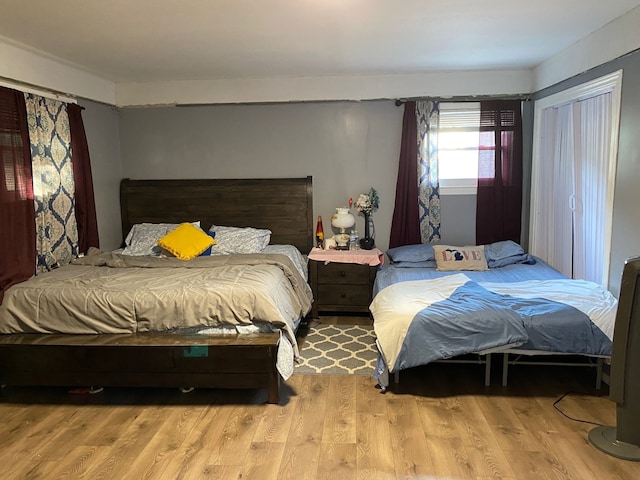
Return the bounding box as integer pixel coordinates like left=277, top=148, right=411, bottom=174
left=331, top=207, right=355, bottom=250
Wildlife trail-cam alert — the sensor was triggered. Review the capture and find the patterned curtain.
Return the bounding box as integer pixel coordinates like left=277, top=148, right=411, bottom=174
left=24, top=94, right=79, bottom=272
left=417, top=100, right=441, bottom=243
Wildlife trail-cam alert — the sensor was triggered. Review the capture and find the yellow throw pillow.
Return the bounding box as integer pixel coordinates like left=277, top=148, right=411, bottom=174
left=433, top=245, right=488, bottom=271
left=157, top=223, right=215, bottom=260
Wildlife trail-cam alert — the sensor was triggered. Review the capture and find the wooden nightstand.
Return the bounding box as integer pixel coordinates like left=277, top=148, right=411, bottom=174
left=307, top=248, right=382, bottom=318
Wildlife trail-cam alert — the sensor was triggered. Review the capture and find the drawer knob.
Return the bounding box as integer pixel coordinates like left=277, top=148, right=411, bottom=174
left=341, top=293, right=346, bottom=298
left=340, top=271, right=346, bottom=277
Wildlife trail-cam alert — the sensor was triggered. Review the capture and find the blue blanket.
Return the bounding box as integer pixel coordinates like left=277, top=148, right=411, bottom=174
left=371, top=273, right=616, bottom=386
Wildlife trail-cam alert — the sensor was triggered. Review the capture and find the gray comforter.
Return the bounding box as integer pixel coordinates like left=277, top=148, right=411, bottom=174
left=0, top=249, right=313, bottom=350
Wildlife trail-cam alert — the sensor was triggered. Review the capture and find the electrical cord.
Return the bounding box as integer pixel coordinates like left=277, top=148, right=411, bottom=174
left=553, top=390, right=606, bottom=427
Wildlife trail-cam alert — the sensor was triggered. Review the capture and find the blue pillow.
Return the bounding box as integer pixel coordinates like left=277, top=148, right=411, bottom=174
left=484, top=240, right=536, bottom=268
left=199, top=231, right=217, bottom=256
left=488, top=253, right=536, bottom=268
left=386, top=244, right=435, bottom=263
left=484, top=240, right=524, bottom=261
left=387, top=241, right=535, bottom=268
left=390, top=260, right=437, bottom=268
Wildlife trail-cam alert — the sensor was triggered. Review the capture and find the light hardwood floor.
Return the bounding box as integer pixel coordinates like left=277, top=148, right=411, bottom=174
left=1, top=357, right=638, bottom=478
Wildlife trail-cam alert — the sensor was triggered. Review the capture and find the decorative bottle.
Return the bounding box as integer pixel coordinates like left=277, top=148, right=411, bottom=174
left=315, top=216, right=324, bottom=248
left=349, top=230, right=359, bottom=250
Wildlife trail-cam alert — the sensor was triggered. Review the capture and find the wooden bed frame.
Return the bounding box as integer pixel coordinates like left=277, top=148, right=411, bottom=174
left=0, top=176, right=314, bottom=404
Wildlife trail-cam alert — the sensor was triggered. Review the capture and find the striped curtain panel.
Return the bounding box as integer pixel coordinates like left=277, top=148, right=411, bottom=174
left=24, top=93, right=79, bottom=272
left=417, top=100, right=441, bottom=243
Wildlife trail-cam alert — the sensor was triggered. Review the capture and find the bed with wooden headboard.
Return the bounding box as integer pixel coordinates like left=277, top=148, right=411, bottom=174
left=0, top=177, right=314, bottom=404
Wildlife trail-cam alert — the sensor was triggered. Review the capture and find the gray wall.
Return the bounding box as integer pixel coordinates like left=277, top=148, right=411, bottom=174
left=85, top=51, right=639, bottom=295
left=534, top=49, right=640, bottom=296
left=118, top=101, right=476, bottom=253
left=79, top=99, right=123, bottom=250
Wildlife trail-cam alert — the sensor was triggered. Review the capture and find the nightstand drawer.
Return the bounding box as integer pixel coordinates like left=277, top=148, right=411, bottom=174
left=317, top=263, right=370, bottom=285
left=317, top=283, right=371, bottom=306
left=309, top=258, right=377, bottom=317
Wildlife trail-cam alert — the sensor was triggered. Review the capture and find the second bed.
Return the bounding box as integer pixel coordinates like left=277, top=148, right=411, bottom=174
left=370, top=241, right=617, bottom=390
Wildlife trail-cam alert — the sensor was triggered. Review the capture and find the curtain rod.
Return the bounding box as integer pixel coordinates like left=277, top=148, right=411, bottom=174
left=395, top=93, right=531, bottom=106
left=0, top=76, right=77, bottom=104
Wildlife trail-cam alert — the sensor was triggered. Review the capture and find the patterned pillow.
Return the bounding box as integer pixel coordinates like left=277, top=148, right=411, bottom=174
left=433, top=245, right=488, bottom=271
left=262, top=244, right=308, bottom=280
left=122, top=222, right=200, bottom=256
left=158, top=223, right=215, bottom=260
left=208, top=225, right=271, bottom=254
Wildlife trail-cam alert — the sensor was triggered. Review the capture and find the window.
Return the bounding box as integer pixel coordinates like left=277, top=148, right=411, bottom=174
left=438, top=102, right=480, bottom=195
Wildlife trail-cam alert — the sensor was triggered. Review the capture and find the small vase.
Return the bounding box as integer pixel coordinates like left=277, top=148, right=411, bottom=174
left=360, top=213, right=375, bottom=250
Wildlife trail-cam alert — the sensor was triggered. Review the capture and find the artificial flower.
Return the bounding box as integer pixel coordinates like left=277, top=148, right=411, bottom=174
left=355, top=188, right=379, bottom=216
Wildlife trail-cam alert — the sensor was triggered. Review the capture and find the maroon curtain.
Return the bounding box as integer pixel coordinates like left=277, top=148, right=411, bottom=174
left=475, top=100, right=523, bottom=245
left=0, top=87, right=36, bottom=304
left=389, top=101, right=421, bottom=248
left=68, top=103, right=99, bottom=253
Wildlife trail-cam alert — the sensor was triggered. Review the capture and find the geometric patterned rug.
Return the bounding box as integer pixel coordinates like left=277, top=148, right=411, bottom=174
left=294, top=323, right=377, bottom=376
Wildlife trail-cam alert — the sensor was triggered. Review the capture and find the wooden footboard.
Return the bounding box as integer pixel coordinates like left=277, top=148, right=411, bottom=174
left=0, top=333, right=282, bottom=404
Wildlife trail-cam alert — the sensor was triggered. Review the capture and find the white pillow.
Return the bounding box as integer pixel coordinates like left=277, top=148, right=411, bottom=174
left=122, top=222, right=200, bottom=256
left=208, top=225, right=271, bottom=255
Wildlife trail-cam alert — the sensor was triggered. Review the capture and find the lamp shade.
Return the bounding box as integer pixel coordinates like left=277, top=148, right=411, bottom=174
left=331, top=207, right=355, bottom=232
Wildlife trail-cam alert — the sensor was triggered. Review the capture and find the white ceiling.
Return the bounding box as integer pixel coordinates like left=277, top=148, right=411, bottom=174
left=1, top=0, right=640, bottom=84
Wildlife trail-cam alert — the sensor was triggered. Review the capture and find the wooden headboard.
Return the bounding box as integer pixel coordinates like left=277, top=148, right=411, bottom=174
left=120, top=177, right=314, bottom=253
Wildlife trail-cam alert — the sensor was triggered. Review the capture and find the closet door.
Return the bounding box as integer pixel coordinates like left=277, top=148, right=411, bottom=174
left=530, top=71, right=622, bottom=288
left=532, top=104, right=574, bottom=277
left=572, top=93, right=613, bottom=284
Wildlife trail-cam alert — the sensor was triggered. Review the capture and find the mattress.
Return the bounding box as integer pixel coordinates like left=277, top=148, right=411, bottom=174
left=370, top=256, right=617, bottom=386
left=0, top=249, right=313, bottom=380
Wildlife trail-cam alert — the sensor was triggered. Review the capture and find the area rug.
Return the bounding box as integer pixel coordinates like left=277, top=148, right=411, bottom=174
left=295, top=323, right=377, bottom=376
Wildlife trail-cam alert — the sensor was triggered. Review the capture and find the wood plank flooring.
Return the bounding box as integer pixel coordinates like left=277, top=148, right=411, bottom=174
left=1, top=361, right=639, bottom=479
